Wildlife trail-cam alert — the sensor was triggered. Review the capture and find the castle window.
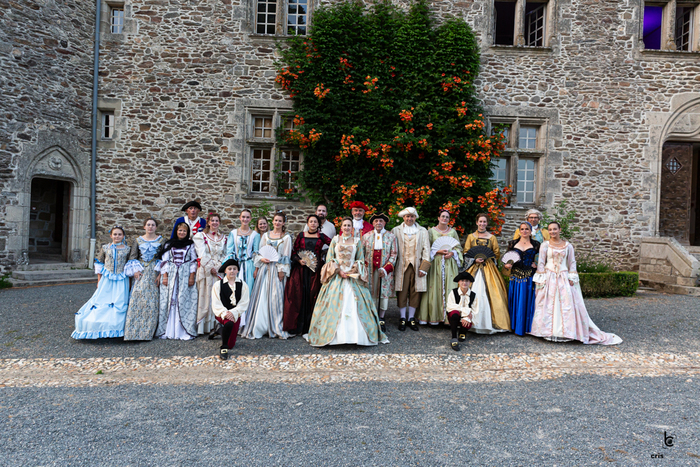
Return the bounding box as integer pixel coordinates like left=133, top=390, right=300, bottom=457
left=643, top=2, right=700, bottom=51
left=246, top=111, right=303, bottom=196
left=255, top=0, right=310, bottom=36
left=110, top=7, right=124, bottom=34
left=493, top=0, right=552, bottom=47
left=489, top=119, right=545, bottom=206
left=101, top=112, right=115, bottom=140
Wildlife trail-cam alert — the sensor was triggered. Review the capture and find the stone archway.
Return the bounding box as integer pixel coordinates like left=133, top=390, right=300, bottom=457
left=15, top=144, right=90, bottom=266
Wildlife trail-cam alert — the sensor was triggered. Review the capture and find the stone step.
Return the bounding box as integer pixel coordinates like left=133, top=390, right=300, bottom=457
left=11, top=268, right=95, bottom=282
left=15, top=262, right=75, bottom=271
left=9, top=276, right=98, bottom=288
left=639, top=280, right=700, bottom=297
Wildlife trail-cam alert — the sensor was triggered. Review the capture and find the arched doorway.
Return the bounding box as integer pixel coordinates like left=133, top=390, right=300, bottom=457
left=29, top=178, right=73, bottom=262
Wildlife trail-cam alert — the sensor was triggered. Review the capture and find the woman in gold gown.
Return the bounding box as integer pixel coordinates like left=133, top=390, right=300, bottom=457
left=463, top=213, right=511, bottom=333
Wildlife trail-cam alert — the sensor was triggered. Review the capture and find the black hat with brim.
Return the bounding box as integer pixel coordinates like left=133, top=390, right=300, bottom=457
left=218, top=259, right=240, bottom=274
left=369, top=212, right=390, bottom=224
left=453, top=271, right=475, bottom=283
left=181, top=201, right=202, bottom=212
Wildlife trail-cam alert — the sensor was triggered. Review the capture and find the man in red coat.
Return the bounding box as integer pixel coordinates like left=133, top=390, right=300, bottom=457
left=349, top=201, right=373, bottom=238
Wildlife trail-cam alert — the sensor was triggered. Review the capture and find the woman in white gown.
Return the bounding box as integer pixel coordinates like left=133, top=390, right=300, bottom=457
left=242, top=212, right=291, bottom=339
left=529, top=222, right=622, bottom=345
left=306, top=217, right=388, bottom=347
left=193, top=212, right=227, bottom=335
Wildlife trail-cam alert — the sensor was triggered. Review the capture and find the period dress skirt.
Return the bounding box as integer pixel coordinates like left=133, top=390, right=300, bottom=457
left=529, top=241, right=622, bottom=345
left=193, top=231, right=227, bottom=334
left=417, top=227, right=463, bottom=324
left=306, top=236, right=388, bottom=347
left=283, top=232, right=332, bottom=335
left=123, top=235, right=165, bottom=341
left=506, top=241, right=540, bottom=336
left=224, top=229, right=260, bottom=328
left=156, top=244, right=198, bottom=340
left=242, top=232, right=292, bottom=339
left=72, top=243, right=140, bottom=339
left=464, top=234, right=511, bottom=334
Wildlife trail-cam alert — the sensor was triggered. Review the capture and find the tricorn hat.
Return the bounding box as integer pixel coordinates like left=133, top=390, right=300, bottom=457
left=181, top=201, right=202, bottom=212
left=349, top=200, right=368, bottom=211
left=218, top=258, right=240, bottom=274
left=398, top=206, right=419, bottom=219
left=369, top=212, right=389, bottom=224
left=453, top=271, right=475, bottom=283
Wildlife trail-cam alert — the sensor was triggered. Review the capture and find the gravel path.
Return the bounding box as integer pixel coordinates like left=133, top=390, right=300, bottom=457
left=1, top=377, right=698, bottom=466
left=1, top=284, right=698, bottom=359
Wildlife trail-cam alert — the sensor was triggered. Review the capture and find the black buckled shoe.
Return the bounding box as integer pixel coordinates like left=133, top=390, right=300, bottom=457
left=450, top=339, right=460, bottom=352
left=408, top=318, right=419, bottom=331
left=379, top=320, right=387, bottom=333
left=398, top=319, right=407, bottom=332
left=458, top=330, right=467, bottom=342
left=219, top=348, right=229, bottom=361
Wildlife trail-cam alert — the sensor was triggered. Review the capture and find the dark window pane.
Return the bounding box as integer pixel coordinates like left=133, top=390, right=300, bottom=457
left=494, top=2, right=516, bottom=45
left=258, top=13, right=266, bottom=23
left=267, top=25, right=275, bottom=34
left=297, top=26, right=306, bottom=35
left=258, top=4, right=266, bottom=13
left=269, top=4, right=276, bottom=13
left=298, top=5, right=306, bottom=14
left=289, top=5, right=297, bottom=14
left=643, top=5, right=663, bottom=50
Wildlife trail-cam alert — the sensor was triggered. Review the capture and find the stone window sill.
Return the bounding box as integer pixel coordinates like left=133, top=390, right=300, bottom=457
left=488, top=45, right=554, bottom=55
left=640, top=49, right=700, bottom=60
left=248, top=34, right=304, bottom=43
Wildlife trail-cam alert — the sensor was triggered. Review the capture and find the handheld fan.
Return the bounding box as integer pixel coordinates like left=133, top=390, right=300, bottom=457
left=464, top=245, right=496, bottom=262
left=430, top=236, right=460, bottom=257
left=501, top=249, right=522, bottom=265
left=298, top=250, right=318, bottom=272
left=258, top=245, right=280, bottom=263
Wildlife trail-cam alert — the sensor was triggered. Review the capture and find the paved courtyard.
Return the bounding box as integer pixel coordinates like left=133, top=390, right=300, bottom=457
left=1, top=283, right=699, bottom=465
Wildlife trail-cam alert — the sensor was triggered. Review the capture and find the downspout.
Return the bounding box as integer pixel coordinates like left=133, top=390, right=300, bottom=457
left=88, top=0, right=102, bottom=268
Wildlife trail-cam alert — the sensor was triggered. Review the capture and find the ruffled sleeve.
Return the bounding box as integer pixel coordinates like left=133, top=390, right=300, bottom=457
left=276, top=235, right=292, bottom=277
left=92, top=245, right=106, bottom=274
left=354, top=238, right=368, bottom=284
left=124, top=259, right=143, bottom=277
left=533, top=241, right=549, bottom=286
left=451, top=230, right=463, bottom=267
left=320, top=237, right=339, bottom=284
left=187, top=245, right=198, bottom=273
left=224, top=231, right=237, bottom=262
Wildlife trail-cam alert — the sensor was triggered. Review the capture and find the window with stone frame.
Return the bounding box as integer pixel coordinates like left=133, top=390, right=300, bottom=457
left=489, top=120, right=545, bottom=205
left=110, top=7, right=124, bottom=34
left=642, top=1, right=700, bottom=51
left=246, top=112, right=303, bottom=195
left=254, top=0, right=310, bottom=36
left=100, top=111, right=115, bottom=140
left=493, top=0, right=554, bottom=47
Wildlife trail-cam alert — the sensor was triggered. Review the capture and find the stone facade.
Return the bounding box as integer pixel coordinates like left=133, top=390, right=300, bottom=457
left=2, top=0, right=700, bottom=273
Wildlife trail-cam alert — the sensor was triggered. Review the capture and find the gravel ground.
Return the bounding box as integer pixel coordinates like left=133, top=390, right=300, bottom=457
left=0, top=284, right=698, bottom=359
left=1, top=376, right=698, bottom=466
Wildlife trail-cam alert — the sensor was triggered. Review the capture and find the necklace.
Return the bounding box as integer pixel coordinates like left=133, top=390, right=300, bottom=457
left=238, top=226, right=251, bottom=235
left=436, top=224, right=449, bottom=234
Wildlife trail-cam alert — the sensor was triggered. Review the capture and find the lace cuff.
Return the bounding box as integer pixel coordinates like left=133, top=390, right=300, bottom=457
left=533, top=272, right=547, bottom=284
left=124, top=259, right=143, bottom=277
left=568, top=272, right=579, bottom=285
left=93, top=260, right=104, bottom=275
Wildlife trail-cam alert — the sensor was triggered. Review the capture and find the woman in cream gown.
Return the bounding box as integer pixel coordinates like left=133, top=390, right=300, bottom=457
left=529, top=222, right=622, bottom=345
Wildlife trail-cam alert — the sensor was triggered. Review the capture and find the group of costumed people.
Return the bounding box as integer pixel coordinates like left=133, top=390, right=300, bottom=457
left=72, top=200, right=621, bottom=358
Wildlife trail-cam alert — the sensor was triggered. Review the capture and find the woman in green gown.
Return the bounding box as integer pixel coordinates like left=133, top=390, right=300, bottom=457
left=417, top=210, right=463, bottom=325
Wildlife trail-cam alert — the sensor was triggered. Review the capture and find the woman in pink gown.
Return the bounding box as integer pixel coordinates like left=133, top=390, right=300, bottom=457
left=529, top=222, right=622, bottom=345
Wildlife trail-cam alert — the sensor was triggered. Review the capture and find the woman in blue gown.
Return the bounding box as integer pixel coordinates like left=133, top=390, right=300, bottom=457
left=72, top=225, right=140, bottom=339
left=224, top=209, right=260, bottom=330
left=503, top=222, right=540, bottom=336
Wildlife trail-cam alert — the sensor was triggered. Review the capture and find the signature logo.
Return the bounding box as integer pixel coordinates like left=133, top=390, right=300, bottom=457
left=663, top=431, right=675, bottom=449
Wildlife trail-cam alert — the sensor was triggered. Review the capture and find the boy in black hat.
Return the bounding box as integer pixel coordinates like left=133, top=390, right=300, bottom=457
left=211, top=259, right=249, bottom=360
left=445, top=271, right=477, bottom=351
left=172, top=201, right=207, bottom=238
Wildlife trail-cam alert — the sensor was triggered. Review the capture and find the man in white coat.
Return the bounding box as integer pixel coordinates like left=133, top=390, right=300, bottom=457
left=391, top=207, right=431, bottom=332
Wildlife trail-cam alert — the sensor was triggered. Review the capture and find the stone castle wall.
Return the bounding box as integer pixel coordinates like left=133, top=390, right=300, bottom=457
left=3, top=0, right=700, bottom=270
left=0, top=0, right=95, bottom=270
